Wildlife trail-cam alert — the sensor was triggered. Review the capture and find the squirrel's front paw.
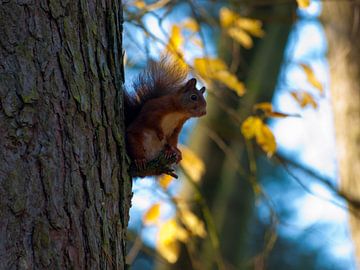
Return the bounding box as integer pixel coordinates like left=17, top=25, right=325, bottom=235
left=164, top=147, right=175, bottom=160
left=134, top=159, right=147, bottom=170
left=170, top=147, right=182, bottom=163
left=174, top=148, right=182, bottom=164
left=164, top=145, right=182, bottom=163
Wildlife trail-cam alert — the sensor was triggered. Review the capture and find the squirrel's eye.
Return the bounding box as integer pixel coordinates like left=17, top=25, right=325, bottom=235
left=190, top=94, right=197, bottom=101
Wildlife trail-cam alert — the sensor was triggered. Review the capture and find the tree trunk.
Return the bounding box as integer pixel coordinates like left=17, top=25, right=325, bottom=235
left=321, top=2, right=360, bottom=265
left=0, top=1, right=131, bottom=269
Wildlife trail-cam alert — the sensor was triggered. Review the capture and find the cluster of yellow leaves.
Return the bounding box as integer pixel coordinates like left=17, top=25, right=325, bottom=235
left=142, top=202, right=207, bottom=263
left=220, top=7, right=264, bottom=49
left=244, top=102, right=301, bottom=155
left=194, top=57, right=245, bottom=96
left=157, top=219, right=188, bottom=263
left=241, top=116, right=276, bottom=156
left=179, top=207, right=206, bottom=238
left=157, top=206, right=206, bottom=263
left=297, top=0, right=311, bottom=9
left=291, top=63, right=323, bottom=109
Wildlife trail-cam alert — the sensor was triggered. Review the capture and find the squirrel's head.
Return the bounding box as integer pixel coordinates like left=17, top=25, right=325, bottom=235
left=177, top=78, right=207, bottom=117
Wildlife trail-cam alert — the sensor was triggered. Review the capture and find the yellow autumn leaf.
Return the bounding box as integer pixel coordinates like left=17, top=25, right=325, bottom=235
left=157, top=237, right=179, bottom=263
left=300, top=64, right=323, bottom=93
left=158, top=174, right=174, bottom=189
left=241, top=116, right=277, bottom=156
left=194, top=57, right=245, bottom=96
left=219, top=7, right=238, bottom=28
left=143, top=203, right=161, bottom=225
left=241, top=116, right=263, bottom=139
left=255, top=123, right=276, bottom=156
left=291, top=91, right=318, bottom=109
left=253, top=102, right=273, bottom=113
left=301, top=92, right=318, bottom=108
left=227, top=27, right=253, bottom=49
left=180, top=209, right=207, bottom=238
left=166, top=25, right=184, bottom=53
left=132, top=0, right=146, bottom=8
left=297, top=0, right=311, bottom=8
left=132, top=0, right=170, bottom=10
left=179, top=145, right=205, bottom=182
left=157, top=219, right=189, bottom=263
left=158, top=219, right=188, bottom=244
left=182, top=18, right=199, bottom=32
left=213, top=70, right=246, bottom=96
left=164, top=26, right=187, bottom=69
left=194, top=57, right=227, bottom=78
left=236, top=17, right=265, bottom=37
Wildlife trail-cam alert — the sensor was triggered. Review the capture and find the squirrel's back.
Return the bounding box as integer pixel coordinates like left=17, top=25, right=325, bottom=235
left=124, top=57, right=188, bottom=126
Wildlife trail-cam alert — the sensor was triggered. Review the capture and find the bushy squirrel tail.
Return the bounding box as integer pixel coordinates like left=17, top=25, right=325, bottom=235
left=124, top=56, right=188, bottom=127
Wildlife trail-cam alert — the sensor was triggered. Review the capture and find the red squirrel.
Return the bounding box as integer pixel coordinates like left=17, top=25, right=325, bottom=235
left=124, top=57, right=206, bottom=174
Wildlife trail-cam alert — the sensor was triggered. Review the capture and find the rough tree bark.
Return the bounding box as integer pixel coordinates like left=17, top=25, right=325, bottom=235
left=0, top=0, right=131, bottom=269
left=321, top=2, right=360, bottom=266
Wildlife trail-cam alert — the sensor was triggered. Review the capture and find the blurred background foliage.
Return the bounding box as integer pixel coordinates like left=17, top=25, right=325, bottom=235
left=123, top=0, right=359, bottom=269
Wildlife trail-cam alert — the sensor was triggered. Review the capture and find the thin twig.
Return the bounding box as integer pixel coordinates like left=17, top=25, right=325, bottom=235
left=273, top=154, right=360, bottom=219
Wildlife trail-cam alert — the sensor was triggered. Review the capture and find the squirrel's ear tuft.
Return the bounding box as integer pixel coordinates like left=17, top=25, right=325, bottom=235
left=200, top=87, right=206, bottom=94
left=186, top=78, right=197, bottom=88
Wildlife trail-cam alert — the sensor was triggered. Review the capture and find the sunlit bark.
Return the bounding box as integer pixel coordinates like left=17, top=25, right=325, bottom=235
left=322, top=2, right=360, bottom=265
